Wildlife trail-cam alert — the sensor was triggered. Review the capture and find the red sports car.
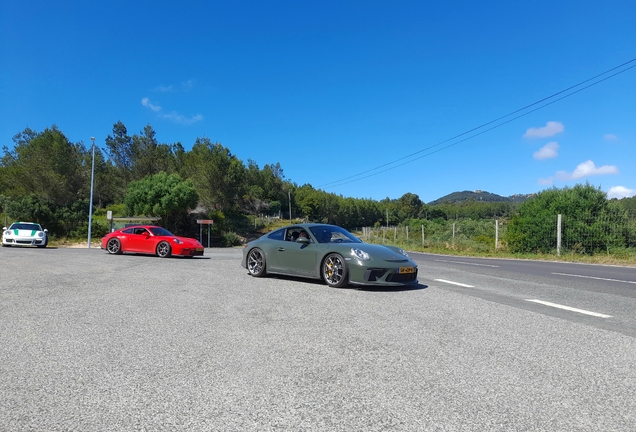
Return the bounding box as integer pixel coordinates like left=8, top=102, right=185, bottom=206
left=101, top=225, right=204, bottom=258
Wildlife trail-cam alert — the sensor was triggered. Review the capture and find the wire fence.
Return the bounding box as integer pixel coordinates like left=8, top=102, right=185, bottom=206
left=357, top=210, right=636, bottom=256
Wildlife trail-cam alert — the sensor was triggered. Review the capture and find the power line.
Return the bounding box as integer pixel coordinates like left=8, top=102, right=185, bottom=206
left=319, top=58, right=636, bottom=190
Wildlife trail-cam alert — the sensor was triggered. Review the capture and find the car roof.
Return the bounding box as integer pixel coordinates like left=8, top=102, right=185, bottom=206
left=285, top=223, right=338, bottom=228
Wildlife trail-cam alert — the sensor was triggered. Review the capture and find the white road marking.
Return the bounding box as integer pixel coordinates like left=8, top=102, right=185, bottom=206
left=434, top=279, right=475, bottom=288
left=525, top=299, right=612, bottom=318
left=552, top=272, right=636, bottom=285
left=435, top=259, right=499, bottom=268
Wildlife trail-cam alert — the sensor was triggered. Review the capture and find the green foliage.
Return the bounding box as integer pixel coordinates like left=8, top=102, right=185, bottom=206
left=181, top=138, right=246, bottom=211
left=222, top=231, right=243, bottom=247
left=1, top=126, right=87, bottom=206
left=3, top=194, right=55, bottom=227
left=124, top=172, right=199, bottom=231
left=506, top=183, right=627, bottom=254
left=615, top=196, right=636, bottom=211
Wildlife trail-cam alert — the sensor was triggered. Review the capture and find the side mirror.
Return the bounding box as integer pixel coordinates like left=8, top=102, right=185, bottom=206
left=44, top=229, right=49, bottom=233
left=296, top=237, right=310, bottom=244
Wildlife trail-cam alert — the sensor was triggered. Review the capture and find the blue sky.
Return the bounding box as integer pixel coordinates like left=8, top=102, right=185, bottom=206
left=1, top=0, right=635, bottom=203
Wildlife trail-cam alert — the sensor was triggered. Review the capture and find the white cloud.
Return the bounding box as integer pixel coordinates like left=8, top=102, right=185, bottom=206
left=142, top=97, right=203, bottom=125
left=161, top=112, right=204, bottom=125
left=141, top=97, right=161, bottom=112
left=523, top=121, right=564, bottom=138
left=154, top=85, right=174, bottom=92
left=604, top=134, right=618, bottom=141
left=571, top=160, right=619, bottom=179
left=607, top=186, right=636, bottom=199
left=181, top=79, right=195, bottom=91
left=537, top=160, right=619, bottom=185
left=533, top=141, right=559, bottom=160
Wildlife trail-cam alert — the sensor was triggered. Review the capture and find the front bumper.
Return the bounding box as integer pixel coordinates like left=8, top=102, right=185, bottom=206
left=178, top=247, right=204, bottom=257
left=3, top=237, right=47, bottom=246
left=349, top=265, right=419, bottom=286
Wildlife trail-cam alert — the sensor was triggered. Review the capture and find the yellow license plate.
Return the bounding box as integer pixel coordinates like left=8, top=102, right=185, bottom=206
left=399, top=267, right=415, bottom=274
left=196, top=247, right=204, bottom=252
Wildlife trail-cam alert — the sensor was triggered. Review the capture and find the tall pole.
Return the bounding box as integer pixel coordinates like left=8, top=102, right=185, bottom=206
left=87, top=137, right=96, bottom=248
left=288, top=190, right=292, bottom=223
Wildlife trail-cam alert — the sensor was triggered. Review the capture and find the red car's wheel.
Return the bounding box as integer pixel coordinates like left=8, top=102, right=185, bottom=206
left=156, top=241, right=172, bottom=258
left=107, top=238, right=123, bottom=255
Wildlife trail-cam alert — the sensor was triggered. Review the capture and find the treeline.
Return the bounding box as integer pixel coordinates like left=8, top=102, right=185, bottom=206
left=1, top=124, right=635, bottom=251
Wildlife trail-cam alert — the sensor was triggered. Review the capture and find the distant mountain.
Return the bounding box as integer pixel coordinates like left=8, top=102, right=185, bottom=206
left=428, top=190, right=534, bottom=205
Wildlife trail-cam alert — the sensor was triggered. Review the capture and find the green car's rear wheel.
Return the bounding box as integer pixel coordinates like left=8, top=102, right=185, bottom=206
left=323, top=253, right=348, bottom=288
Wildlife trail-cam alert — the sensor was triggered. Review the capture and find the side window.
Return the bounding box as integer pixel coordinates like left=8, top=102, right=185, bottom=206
left=122, top=228, right=135, bottom=234
left=267, top=229, right=285, bottom=241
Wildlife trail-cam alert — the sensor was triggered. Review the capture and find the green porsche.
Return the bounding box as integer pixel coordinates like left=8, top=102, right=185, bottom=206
left=242, top=223, right=418, bottom=288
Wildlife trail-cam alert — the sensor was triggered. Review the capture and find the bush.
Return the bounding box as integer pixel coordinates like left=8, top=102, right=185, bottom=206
left=222, top=231, right=243, bottom=247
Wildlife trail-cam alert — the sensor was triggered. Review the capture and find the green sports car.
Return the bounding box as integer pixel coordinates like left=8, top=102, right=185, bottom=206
left=242, top=223, right=418, bottom=288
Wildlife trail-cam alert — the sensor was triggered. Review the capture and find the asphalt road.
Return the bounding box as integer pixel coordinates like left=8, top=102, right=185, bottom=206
left=1, top=246, right=635, bottom=431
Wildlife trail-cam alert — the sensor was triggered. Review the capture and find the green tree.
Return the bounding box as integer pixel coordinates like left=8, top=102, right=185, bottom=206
left=130, top=125, right=176, bottom=179
left=124, top=172, right=199, bottom=231
left=1, top=126, right=87, bottom=206
left=181, top=138, right=246, bottom=211
left=396, top=193, right=423, bottom=220
left=3, top=194, right=56, bottom=229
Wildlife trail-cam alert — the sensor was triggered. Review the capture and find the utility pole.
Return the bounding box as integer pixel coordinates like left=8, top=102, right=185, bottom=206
left=87, top=137, right=96, bottom=248
left=288, top=190, right=292, bottom=223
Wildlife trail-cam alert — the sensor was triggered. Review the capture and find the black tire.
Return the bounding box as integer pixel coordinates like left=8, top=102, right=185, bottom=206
left=156, top=241, right=172, bottom=258
left=106, top=238, right=123, bottom=255
left=37, top=238, right=48, bottom=248
left=322, top=253, right=349, bottom=288
left=2, top=243, right=10, bottom=247
left=246, top=248, right=266, bottom=277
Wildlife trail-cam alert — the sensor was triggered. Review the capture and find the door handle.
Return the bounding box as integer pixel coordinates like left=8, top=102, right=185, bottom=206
left=278, top=248, right=285, bottom=251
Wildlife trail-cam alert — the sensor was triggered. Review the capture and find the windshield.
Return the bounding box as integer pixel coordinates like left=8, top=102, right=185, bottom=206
left=149, top=227, right=175, bottom=237
left=10, top=223, right=42, bottom=231
left=308, top=226, right=362, bottom=244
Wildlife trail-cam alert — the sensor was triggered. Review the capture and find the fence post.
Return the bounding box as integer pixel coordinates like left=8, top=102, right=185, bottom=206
left=452, top=223, right=456, bottom=243
left=557, top=214, right=562, bottom=256
left=422, top=225, right=425, bottom=246
left=406, top=226, right=409, bottom=241
left=394, top=226, right=397, bottom=241
left=495, top=219, right=499, bottom=250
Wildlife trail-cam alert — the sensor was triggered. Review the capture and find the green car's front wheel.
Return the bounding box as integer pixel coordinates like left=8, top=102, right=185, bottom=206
left=323, top=253, right=349, bottom=288
left=247, top=248, right=266, bottom=277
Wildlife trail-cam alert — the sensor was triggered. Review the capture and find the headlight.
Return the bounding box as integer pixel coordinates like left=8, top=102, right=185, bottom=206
left=37, top=232, right=44, bottom=237
left=173, top=238, right=183, bottom=244
left=398, top=248, right=410, bottom=258
left=351, top=247, right=370, bottom=261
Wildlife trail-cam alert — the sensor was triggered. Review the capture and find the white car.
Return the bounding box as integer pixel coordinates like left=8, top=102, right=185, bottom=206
left=2, top=222, right=48, bottom=248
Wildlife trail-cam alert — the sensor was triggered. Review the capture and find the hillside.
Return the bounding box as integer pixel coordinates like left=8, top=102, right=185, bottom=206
left=428, top=190, right=534, bottom=205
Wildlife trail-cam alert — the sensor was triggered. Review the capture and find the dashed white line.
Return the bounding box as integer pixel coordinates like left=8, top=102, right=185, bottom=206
left=434, top=279, right=475, bottom=288
left=525, top=299, right=612, bottom=318
left=435, top=259, right=499, bottom=268
left=552, top=272, right=636, bottom=285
